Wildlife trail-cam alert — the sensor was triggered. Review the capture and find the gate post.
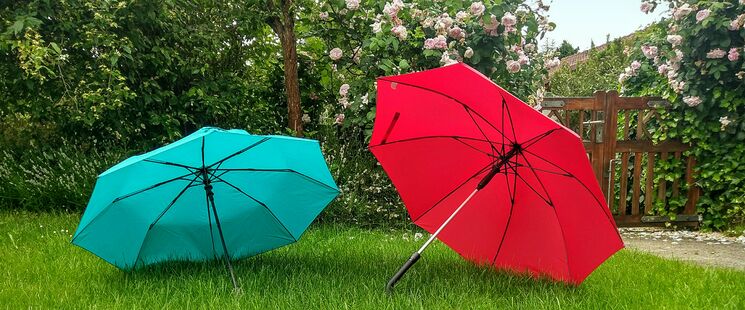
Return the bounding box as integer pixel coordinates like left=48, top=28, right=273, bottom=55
left=602, top=91, right=619, bottom=208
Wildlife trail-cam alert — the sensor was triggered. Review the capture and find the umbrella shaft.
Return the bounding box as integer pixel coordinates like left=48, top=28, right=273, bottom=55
left=417, top=188, right=479, bottom=254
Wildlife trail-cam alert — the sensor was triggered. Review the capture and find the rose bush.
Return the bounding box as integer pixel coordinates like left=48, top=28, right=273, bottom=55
left=623, top=0, right=745, bottom=229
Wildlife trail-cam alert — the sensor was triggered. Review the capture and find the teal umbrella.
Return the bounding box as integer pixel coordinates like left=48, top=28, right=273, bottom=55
left=72, top=127, right=339, bottom=289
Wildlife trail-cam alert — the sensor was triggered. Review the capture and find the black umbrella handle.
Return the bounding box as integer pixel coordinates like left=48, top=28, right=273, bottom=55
left=386, top=252, right=421, bottom=293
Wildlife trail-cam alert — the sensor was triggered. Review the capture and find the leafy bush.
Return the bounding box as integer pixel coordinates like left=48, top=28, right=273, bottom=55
left=621, top=0, right=745, bottom=229
left=0, top=145, right=126, bottom=212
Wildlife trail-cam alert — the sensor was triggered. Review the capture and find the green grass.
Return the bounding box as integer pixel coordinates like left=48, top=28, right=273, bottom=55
left=2, top=211, right=745, bottom=309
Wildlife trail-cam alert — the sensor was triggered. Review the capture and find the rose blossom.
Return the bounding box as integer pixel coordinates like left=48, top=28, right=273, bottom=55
left=470, top=2, right=486, bottom=16
left=440, top=51, right=457, bottom=66
left=728, top=48, right=740, bottom=61
left=641, top=45, right=658, bottom=59
left=338, top=96, right=350, bottom=109
left=449, top=26, right=465, bottom=40
left=502, top=12, right=517, bottom=27
left=464, top=47, right=474, bottom=58
left=640, top=1, right=653, bottom=14
left=319, top=12, right=329, bottom=20
left=329, top=48, right=343, bottom=61
left=371, top=21, right=383, bottom=33
left=506, top=60, right=521, bottom=73
left=334, top=113, right=345, bottom=124
left=696, top=9, right=711, bottom=23
left=546, top=57, right=561, bottom=69
left=667, top=35, right=682, bottom=46
left=517, top=52, right=529, bottom=65
left=683, top=96, right=702, bottom=107
left=391, top=25, right=408, bottom=40
left=301, top=114, right=311, bottom=124
left=707, top=48, right=726, bottom=59
left=345, top=0, right=359, bottom=10
left=673, top=4, right=693, bottom=20
left=482, top=14, right=499, bottom=36
left=630, top=60, right=642, bottom=71
left=339, top=84, right=350, bottom=96
left=456, top=11, right=469, bottom=22
left=657, top=64, right=669, bottom=75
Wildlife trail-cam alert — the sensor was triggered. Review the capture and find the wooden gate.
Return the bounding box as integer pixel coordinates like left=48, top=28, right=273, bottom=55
left=541, top=91, right=700, bottom=226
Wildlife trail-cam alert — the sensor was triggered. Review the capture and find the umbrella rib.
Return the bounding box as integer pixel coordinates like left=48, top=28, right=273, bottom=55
left=491, top=159, right=519, bottom=265
left=206, top=137, right=271, bottom=169
left=521, top=148, right=621, bottom=231
left=377, top=78, right=513, bottom=144
left=133, top=174, right=201, bottom=266
left=211, top=168, right=339, bottom=193
left=501, top=96, right=519, bottom=144
left=412, top=161, right=495, bottom=223
left=512, top=163, right=572, bottom=177
left=111, top=171, right=200, bottom=203
left=370, top=135, right=505, bottom=148
left=210, top=174, right=297, bottom=241
left=521, top=128, right=560, bottom=150
left=453, top=137, right=498, bottom=158
left=517, top=152, right=574, bottom=276
left=513, top=173, right=553, bottom=206
left=464, top=106, right=499, bottom=155
left=516, top=152, right=556, bottom=207
left=143, top=159, right=200, bottom=171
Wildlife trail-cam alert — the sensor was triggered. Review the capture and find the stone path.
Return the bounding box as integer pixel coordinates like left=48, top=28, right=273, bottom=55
left=619, top=227, right=745, bottom=271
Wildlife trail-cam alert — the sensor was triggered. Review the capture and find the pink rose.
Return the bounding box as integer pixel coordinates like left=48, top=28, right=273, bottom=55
left=728, top=48, right=740, bottom=62
left=434, top=35, right=447, bottom=49
left=640, top=2, right=653, bottom=14
left=696, top=9, right=711, bottom=23
left=657, top=64, right=669, bottom=75
left=630, top=60, right=642, bottom=71
left=424, top=38, right=436, bottom=49
left=506, top=60, right=521, bottom=73
left=501, top=12, right=517, bottom=27
left=391, top=25, right=408, bottom=40
left=683, top=96, right=702, bottom=107
left=449, top=26, right=466, bottom=40
left=666, top=35, right=682, bottom=47
left=673, top=4, right=693, bottom=20
left=334, top=113, right=345, bottom=124
left=470, top=2, right=486, bottom=16
left=641, top=45, right=658, bottom=59
left=706, top=48, right=726, bottom=59
left=329, top=48, right=343, bottom=61
left=345, top=0, right=359, bottom=10
left=482, top=14, right=499, bottom=36
left=339, top=84, right=350, bottom=97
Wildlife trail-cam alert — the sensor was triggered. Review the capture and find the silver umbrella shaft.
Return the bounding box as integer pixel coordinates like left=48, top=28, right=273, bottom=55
left=417, top=188, right=479, bottom=254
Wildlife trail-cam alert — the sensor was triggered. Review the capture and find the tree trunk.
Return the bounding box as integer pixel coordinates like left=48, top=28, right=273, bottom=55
left=269, top=1, right=303, bottom=136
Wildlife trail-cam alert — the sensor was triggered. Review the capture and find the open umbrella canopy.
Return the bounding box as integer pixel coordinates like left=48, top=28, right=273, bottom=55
left=72, top=127, right=339, bottom=278
left=370, top=63, right=623, bottom=287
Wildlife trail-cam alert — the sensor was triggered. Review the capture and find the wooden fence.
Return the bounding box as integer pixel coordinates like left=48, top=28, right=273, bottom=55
left=541, top=91, right=700, bottom=226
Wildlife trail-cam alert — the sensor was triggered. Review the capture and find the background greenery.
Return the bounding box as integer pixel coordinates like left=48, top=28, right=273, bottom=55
left=1, top=0, right=743, bottom=230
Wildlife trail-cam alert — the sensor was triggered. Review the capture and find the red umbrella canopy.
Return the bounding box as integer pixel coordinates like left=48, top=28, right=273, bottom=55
left=369, top=63, right=623, bottom=285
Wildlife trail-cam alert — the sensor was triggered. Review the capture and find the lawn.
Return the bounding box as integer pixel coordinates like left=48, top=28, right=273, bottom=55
left=1, top=211, right=744, bottom=309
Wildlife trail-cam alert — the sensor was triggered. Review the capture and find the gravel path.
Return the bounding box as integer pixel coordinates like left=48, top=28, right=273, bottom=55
left=620, top=227, right=745, bottom=271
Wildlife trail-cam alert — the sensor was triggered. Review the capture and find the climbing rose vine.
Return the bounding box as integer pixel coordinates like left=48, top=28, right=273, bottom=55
left=623, top=0, right=745, bottom=229
left=310, top=0, right=555, bottom=135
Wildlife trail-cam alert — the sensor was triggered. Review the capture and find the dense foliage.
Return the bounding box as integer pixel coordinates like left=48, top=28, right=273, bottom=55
left=622, top=0, right=745, bottom=228
left=548, top=38, right=630, bottom=96
left=0, top=1, right=331, bottom=152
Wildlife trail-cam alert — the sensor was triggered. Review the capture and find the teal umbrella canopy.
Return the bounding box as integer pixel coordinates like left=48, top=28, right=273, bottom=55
left=72, top=127, right=339, bottom=280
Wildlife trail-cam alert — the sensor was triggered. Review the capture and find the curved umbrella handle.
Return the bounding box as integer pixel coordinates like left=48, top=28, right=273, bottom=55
left=386, top=252, right=421, bottom=293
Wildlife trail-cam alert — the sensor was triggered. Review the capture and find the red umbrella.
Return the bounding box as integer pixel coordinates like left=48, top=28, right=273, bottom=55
left=369, top=63, right=623, bottom=291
